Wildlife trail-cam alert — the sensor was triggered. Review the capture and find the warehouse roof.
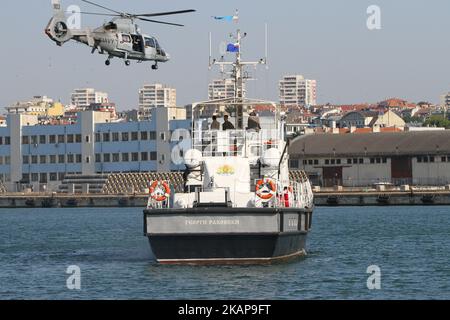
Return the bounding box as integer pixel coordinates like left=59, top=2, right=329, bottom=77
left=290, top=131, right=450, bottom=158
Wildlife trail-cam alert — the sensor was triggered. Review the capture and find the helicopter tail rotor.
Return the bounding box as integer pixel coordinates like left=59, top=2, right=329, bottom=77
left=46, top=0, right=73, bottom=45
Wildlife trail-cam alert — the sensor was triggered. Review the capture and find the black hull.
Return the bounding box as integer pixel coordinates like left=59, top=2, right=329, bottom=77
left=148, top=233, right=307, bottom=265
left=144, top=207, right=313, bottom=265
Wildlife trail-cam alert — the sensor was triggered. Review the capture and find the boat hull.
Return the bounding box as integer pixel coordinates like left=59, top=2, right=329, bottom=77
left=144, top=207, right=313, bottom=265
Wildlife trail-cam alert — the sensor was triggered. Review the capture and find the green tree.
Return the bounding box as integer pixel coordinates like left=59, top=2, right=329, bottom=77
left=423, top=116, right=450, bottom=129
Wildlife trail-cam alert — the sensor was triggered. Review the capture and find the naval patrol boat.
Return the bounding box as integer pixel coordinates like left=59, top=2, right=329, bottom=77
left=144, top=28, right=314, bottom=265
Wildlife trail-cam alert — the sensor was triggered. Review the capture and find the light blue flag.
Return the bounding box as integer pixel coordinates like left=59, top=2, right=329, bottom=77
left=213, top=16, right=235, bottom=22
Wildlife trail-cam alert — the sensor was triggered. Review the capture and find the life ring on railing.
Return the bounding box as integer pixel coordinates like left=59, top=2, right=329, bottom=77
left=256, top=178, right=277, bottom=200
left=149, top=181, right=171, bottom=202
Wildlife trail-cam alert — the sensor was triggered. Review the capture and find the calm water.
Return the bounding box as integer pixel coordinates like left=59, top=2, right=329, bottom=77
left=0, top=206, right=449, bottom=300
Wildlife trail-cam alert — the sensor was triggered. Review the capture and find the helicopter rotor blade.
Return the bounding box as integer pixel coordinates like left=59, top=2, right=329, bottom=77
left=80, top=0, right=123, bottom=15
left=134, top=10, right=196, bottom=18
left=67, top=11, right=121, bottom=17
left=137, top=18, right=184, bottom=27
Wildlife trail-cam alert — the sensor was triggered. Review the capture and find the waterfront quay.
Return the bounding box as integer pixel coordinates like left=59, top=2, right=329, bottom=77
left=1, top=189, right=450, bottom=208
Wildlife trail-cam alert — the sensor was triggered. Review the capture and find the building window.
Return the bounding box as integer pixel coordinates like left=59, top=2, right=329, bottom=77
left=131, top=132, right=139, bottom=141
left=370, top=158, right=375, bottom=164
left=112, top=153, right=120, bottom=162
left=442, top=156, right=447, bottom=163
left=76, top=154, right=82, bottom=163
left=325, top=159, right=330, bottom=165
left=424, top=156, right=429, bottom=163
left=132, top=153, right=139, bottom=162
left=290, top=160, right=299, bottom=168
left=22, top=136, right=30, bottom=145
left=122, top=132, right=129, bottom=142
left=67, top=154, right=74, bottom=163
left=31, top=173, right=39, bottom=182
left=331, top=159, right=336, bottom=165
left=303, top=160, right=307, bottom=165
left=141, top=132, right=148, bottom=141
left=417, top=156, right=422, bottom=163
left=95, top=154, right=102, bottom=163
left=31, top=136, right=38, bottom=145
left=0, top=137, right=3, bottom=145
left=150, top=152, right=157, bottom=161
left=160, top=133, right=166, bottom=141
left=40, top=173, right=48, bottom=183
left=22, top=174, right=30, bottom=183
left=58, top=173, right=65, bottom=181
left=5, top=157, right=10, bottom=165
left=103, top=133, right=110, bottom=142
left=112, top=132, right=119, bottom=142
left=32, top=156, right=38, bottom=164
left=40, top=155, right=47, bottom=164
left=429, top=156, right=435, bottom=163
left=337, top=159, right=341, bottom=165
left=141, top=152, right=148, bottom=161
left=150, top=131, right=157, bottom=140
left=58, top=135, right=65, bottom=143
left=76, top=135, right=82, bottom=143
left=50, top=155, right=57, bottom=164
left=359, top=158, right=364, bottom=164
left=23, top=156, right=30, bottom=164
left=103, top=154, right=111, bottom=163
left=347, top=159, right=352, bottom=165
left=4, top=137, right=10, bottom=145
left=382, top=158, right=387, bottom=164
left=58, top=155, right=65, bottom=164
left=86, top=157, right=90, bottom=164
left=0, top=157, right=3, bottom=165
left=49, top=135, right=56, bottom=144
left=376, top=158, right=381, bottom=164
left=122, top=153, right=129, bottom=162
left=50, top=173, right=58, bottom=181
left=67, top=135, right=74, bottom=143
left=40, top=135, right=46, bottom=144
left=95, top=133, right=101, bottom=142
left=85, top=136, right=90, bottom=143
left=308, top=160, right=313, bottom=165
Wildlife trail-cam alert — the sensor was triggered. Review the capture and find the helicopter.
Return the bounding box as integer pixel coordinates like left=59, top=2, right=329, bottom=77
left=45, top=0, right=196, bottom=69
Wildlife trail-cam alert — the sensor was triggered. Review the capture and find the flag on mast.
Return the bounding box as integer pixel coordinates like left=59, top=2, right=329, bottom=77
left=213, top=10, right=239, bottom=22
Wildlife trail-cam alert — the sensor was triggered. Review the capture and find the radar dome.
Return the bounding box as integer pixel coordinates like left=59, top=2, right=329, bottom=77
left=184, top=149, right=203, bottom=169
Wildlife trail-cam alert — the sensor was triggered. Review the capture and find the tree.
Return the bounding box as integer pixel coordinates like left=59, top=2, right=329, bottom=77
left=423, top=116, right=450, bottom=129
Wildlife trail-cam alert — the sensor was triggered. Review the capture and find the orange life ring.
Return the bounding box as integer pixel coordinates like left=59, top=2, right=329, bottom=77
left=149, top=181, right=171, bottom=202
left=256, top=178, right=277, bottom=200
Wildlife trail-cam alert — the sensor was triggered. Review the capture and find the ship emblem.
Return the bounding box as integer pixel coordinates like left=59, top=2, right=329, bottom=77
left=216, top=165, right=235, bottom=176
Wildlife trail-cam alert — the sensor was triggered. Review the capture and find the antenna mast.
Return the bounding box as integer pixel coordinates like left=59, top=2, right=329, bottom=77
left=209, top=23, right=268, bottom=129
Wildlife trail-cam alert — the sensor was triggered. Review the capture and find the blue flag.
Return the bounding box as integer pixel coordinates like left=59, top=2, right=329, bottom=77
left=227, top=43, right=240, bottom=53
left=213, top=15, right=235, bottom=22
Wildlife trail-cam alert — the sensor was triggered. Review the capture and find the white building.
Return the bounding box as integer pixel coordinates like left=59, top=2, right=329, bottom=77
left=441, top=93, right=450, bottom=108
left=71, top=88, right=109, bottom=109
left=279, top=75, right=317, bottom=107
left=208, top=79, right=246, bottom=100
left=139, top=84, right=177, bottom=120
left=6, top=96, right=53, bottom=115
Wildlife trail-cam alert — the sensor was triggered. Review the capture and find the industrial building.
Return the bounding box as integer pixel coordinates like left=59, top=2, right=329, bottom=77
left=290, top=131, right=450, bottom=187
left=0, top=108, right=190, bottom=192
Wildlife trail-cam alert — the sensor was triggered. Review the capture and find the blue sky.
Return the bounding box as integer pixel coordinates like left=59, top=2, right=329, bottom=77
left=0, top=0, right=449, bottom=110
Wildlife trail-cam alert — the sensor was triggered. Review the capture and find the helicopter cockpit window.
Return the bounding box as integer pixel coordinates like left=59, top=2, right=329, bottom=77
left=145, top=37, right=156, bottom=48
left=122, top=34, right=131, bottom=43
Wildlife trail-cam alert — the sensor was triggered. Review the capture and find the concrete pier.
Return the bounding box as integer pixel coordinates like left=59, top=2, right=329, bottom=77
left=1, top=191, right=450, bottom=208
